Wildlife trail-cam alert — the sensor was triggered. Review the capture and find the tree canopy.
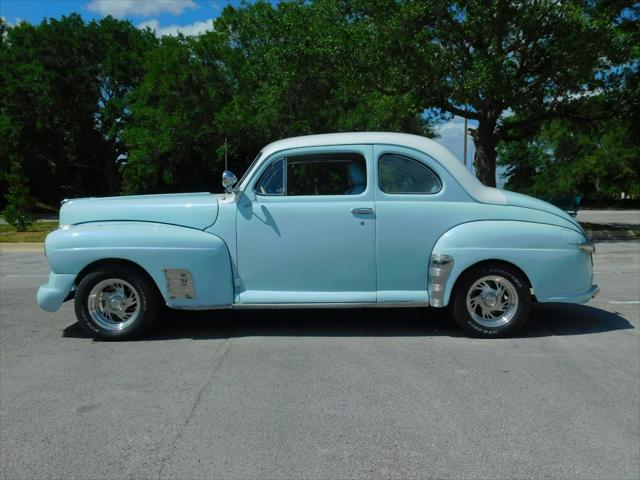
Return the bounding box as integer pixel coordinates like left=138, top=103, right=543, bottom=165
left=351, top=0, right=636, bottom=186
left=0, top=14, right=156, bottom=205
left=0, top=1, right=637, bottom=213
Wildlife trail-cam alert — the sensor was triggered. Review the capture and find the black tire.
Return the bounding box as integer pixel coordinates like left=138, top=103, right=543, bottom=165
left=74, top=265, right=159, bottom=340
left=450, top=263, right=531, bottom=338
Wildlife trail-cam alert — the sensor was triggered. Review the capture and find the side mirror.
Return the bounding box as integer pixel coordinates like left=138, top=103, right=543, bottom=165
left=222, top=170, right=237, bottom=193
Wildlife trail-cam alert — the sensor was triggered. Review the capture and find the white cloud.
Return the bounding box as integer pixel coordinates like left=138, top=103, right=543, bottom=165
left=87, top=0, right=198, bottom=18
left=138, top=18, right=214, bottom=36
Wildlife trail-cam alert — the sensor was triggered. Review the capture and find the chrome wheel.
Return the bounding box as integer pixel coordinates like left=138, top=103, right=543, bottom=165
left=465, top=275, right=519, bottom=328
left=87, top=278, right=140, bottom=331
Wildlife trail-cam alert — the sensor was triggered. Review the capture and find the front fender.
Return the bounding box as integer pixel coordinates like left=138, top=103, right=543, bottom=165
left=430, top=220, right=593, bottom=306
left=42, top=222, right=234, bottom=310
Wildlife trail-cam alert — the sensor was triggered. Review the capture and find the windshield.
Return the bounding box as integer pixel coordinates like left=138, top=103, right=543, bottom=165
left=237, top=151, right=263, bottom=190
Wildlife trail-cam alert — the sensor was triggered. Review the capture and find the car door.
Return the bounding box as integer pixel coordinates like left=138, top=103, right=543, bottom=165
left=236, top=145, right=376, bottom=303
left=373, top=145, right=454, bottom=303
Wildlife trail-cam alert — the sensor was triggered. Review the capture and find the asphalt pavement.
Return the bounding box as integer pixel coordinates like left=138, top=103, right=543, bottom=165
left=1, top=242, right=639, bottom=479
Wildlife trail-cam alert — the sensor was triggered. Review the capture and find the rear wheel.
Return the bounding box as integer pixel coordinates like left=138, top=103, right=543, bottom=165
left=74, top=266, right=159, bottom=340
left=450, top=264, right=531, bottom=337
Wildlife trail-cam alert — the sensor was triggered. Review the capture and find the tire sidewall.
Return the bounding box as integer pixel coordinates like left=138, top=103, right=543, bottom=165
left=74, top=267, right=158, bottom=340
left=452, top=265, right=531, bottom=337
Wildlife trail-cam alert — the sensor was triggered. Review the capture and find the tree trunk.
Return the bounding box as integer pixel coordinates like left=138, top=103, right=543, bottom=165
left=103, top=157, right=121, bottom=195
left=469, top=120, right=498, bottom=187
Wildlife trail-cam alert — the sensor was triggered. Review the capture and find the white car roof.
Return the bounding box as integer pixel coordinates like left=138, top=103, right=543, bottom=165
left=256, top=132, right=507, bottom=205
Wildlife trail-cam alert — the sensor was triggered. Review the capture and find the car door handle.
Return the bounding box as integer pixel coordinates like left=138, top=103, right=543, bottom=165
left=351, top=208, right=374, bottom=215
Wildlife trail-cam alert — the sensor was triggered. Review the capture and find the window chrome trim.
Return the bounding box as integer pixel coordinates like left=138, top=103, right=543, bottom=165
left=254, top=157, right=286, bottom=196
left=255, top=152, right=368, bottom=197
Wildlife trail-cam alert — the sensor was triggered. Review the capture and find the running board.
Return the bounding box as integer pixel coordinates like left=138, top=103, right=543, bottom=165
left=232, top=302, right=428, bottom=309
left=169, top=302, right=428, bottom=311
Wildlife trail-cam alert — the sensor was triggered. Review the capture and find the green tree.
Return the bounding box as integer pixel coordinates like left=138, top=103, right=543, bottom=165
left=0, top=15, right=155, bottom=205
left=498, top=116, right=640, bottom=197
left=499, top=7, right=640, bottom=199
left=122, top=32, right=231, bottom=193
left=2, top=161, right=35, bottom=231
left=353, top=0, right=634, bottom=186
left=123, top=1, right=433, bottom=193
left=212, top=1, right=431, bottom=174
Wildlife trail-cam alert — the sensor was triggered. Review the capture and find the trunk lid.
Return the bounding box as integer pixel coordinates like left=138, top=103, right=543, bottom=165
left=502, top=190, right=583, bottom=232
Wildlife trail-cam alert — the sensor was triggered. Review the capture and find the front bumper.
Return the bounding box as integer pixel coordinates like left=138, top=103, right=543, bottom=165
left=539, top=284, right=600, bottom=304
left=37, top=273, right=76, bottom=312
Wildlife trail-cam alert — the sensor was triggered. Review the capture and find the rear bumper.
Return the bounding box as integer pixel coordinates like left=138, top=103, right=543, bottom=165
left=538, top=284, right=599, bottom=304
left=37, top=273, right=76, bottom=312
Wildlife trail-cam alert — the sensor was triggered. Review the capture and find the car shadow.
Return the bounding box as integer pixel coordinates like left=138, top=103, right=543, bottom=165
left=62, top=303, right=633, bottom=341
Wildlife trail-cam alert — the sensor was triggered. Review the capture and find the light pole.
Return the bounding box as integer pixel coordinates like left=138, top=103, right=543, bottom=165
left=463, top=116, right=468, bottom=168
left=224, top=137, right=228, bottom=171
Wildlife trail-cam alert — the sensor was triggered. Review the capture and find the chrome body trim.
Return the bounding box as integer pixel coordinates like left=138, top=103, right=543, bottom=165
left=167, top=302, right=428, bottom=310
left=233, top=302, right=427, bottom=309
left=428, top=254, right=454, bottom=307
left=579, top=242, right=595, bottom=254
left=168, top=304, right=232, bottom=310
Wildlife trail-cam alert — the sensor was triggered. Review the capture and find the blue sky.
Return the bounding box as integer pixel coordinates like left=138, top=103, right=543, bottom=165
left=1, top=0, right=487, bottom=181
left=1, top=0, right=235, bottom=35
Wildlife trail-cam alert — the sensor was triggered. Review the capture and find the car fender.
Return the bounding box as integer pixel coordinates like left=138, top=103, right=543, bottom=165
left=430, top=220, right=592, bottom=306
left=44, top=222, right=234, bottom=309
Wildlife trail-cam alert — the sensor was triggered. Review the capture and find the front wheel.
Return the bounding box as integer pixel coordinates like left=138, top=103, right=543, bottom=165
left=450, top=264, right=531, bottom=337
left=74, top=266, right=159, bottom=340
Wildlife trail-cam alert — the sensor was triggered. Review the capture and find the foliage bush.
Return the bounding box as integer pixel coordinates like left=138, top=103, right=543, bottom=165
left=2, top=161, right=35, bottom=232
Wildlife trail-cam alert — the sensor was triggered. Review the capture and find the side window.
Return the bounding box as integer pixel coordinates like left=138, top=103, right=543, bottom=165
left=287, top=153, right=366, bottom=196
left=379, top=153, right=442, bottom=194
left=256, top=158, right=285, bottom=195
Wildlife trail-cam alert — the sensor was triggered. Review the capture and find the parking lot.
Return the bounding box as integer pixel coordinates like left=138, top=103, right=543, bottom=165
left=1, top=241, right=639, bottom=479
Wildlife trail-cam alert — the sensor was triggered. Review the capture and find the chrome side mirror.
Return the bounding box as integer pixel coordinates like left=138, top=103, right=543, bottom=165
left=222, top=170, right=238, bottom=193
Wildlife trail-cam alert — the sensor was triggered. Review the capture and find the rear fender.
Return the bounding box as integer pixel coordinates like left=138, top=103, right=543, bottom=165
left=430, top=220, right=592, bottom=306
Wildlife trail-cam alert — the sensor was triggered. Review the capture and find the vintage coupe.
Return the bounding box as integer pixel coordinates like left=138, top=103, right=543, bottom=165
left=37, top=132, right=598, bottom=339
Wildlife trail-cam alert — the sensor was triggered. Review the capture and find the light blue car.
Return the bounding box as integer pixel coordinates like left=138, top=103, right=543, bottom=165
left=37, top=132, right=598, bottom=339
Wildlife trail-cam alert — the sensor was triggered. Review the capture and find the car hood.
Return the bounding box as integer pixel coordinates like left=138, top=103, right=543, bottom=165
left=502, top=190, right=583, bottom=232
left=59, top=192, right=220, bottom=230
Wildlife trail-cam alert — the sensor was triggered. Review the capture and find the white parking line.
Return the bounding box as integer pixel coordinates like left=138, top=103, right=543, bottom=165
left=606, top=300, right=640, bottom=305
